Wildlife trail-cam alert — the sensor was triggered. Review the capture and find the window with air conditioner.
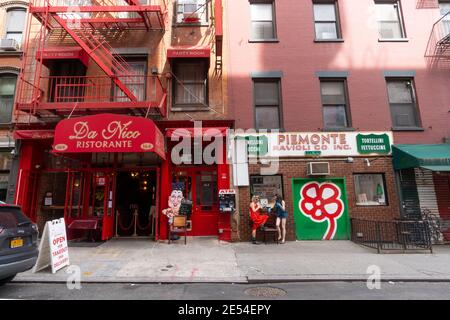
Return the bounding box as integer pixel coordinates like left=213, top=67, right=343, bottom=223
left=176, top=0, right=208, bottom=24
left=5, top=8, right=26, bottom=45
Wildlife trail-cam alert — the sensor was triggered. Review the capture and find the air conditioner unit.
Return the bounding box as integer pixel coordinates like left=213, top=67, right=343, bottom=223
left=0, top=39, right=20, bottom=51
left=307, top=162, right=330, bottom=176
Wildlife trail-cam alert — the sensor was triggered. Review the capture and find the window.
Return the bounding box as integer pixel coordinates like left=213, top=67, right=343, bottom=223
left=0, top=74, right=17, bottom=124
left=250, top=175, right=283, bottom=207
left=173, top=59, right=208, bottom=108
left=0, top=151, right=12, bottom=202
left=313, top=1, right=341, bottom=40
left=354, top=174, right=388, bottom=206
left=375, top=1, right=405, bottom=39
left=439, top=1, right=450, bottom=35
left=320, top=79, right=351, bottom=129
left=250, top=1, right=276, bottom=41
left=386, top=78, right=421, bottom=128
left=176, top=0, right=208, bottom=24
left=5, top=8, right=26, bottom=44
left=115, top=58, right=147, bottom=102
left=253, top=79, right=281, bottom=129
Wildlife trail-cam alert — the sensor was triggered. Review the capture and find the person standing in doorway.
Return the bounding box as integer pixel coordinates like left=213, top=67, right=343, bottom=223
left=272, top=194, right=288, bottom=244
left=249, top=196, right=268, bottom=244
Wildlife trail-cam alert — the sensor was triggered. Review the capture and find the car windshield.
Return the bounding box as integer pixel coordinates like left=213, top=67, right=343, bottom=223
left=0, top=208, right=30, bottom=229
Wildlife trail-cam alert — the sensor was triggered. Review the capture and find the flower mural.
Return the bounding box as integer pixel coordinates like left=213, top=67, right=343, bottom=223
left=299, top=182, right=344, bottom=240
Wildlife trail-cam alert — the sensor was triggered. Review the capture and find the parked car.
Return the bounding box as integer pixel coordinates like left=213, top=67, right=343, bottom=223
left=0, top=204, right=39, bottom=284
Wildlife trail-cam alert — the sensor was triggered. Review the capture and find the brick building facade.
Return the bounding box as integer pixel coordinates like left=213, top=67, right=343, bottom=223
left=227, top=0, right=450, bottom=242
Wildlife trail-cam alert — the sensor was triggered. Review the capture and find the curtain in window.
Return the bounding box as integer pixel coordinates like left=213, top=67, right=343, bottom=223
left=0, top=76, right=16, bottom=123
left=174, top=62, right=206, bottom=105
left=6, top=9, right=26, bottom=43
left=116, top=60, right=146, bottom=102
left=250, top=3, right=274, bottom=39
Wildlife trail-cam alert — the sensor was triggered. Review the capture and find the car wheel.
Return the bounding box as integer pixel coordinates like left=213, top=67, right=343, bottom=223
left=0, top=275, right=16, bottom=286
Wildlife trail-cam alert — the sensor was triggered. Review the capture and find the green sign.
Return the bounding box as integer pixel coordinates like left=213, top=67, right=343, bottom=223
left=246, top=135, right=268, bottom=156
left=356, top=133, right=391, bottom=155
left=305, top=151, right=322, bottom=157
left=292, top=178, right=350, bottom=240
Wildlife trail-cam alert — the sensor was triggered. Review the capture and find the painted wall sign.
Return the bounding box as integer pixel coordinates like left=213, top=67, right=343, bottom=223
left=292, top=178, right=350, bottom=240
left=235, top=132, right=393, bottom=158
left=53, top=114, right=165, bottom=159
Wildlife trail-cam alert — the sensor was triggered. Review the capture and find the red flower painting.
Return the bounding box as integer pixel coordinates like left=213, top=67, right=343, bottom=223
left=299, top=182, right=344, bottom=240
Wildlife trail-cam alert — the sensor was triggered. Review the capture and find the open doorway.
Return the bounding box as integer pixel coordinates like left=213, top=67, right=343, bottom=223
left=115, top=170, right=157, bottom=237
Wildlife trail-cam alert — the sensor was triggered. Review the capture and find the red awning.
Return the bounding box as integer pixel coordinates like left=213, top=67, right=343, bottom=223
left=167, top=46, right=211, bottom=59
left=53, top=114, right=165, bottom=159
left=37, top=47, right=90, bottom=67
left=166, top=127, right=228, bottom=139
left=14, top=130, right=55, bottom=140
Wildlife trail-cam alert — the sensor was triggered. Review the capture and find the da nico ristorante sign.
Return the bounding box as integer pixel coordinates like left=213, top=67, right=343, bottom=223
left=292, top=178, right=350, bottom=240
left=236, top=132, right=393, bottom=157
left=32, top=218, right=70, bottom=274
left=52, top=114, right=166, bottom=159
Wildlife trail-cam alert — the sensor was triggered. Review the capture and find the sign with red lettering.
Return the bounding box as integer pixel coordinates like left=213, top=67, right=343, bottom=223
left=32, top=218, right=70, bottom=274
left=53, top=114, right=166, bottom=159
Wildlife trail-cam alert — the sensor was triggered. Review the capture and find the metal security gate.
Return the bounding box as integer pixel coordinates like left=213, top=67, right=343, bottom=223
left=398, top=169, right=421, bottom=220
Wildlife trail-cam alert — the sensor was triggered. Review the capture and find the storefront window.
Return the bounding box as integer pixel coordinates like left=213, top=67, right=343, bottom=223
left=250, top=175, right=283, bottom=207
left=0, top=151, right=12, bottom=202
left=354, top=174, right=387, bottom=206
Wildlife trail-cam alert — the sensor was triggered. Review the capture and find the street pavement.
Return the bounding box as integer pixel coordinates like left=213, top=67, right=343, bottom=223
left=1, top=282, right=450, bottom=300
left=12, top=238, right=450, bottom=283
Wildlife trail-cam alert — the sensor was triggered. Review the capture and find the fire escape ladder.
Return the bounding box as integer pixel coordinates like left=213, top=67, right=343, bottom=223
left=51, top=14, right=138, bottom=102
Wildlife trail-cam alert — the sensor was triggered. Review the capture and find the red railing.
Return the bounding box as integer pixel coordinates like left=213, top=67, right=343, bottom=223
left=16, top=75, right=166, bottom=115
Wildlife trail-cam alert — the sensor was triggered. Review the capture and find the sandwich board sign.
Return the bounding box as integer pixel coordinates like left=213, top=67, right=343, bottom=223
left=32, top=218, right=70, bottom=274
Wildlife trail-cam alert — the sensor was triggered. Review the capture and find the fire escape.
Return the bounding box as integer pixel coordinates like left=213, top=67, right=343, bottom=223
left=425, top=12, right=450, bottom=69
left=15, top=0, right=169, bottom=122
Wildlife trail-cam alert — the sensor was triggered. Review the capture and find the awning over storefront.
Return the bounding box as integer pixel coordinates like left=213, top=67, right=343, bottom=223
left=52, top=114, right=165, bottom=159
left=36, top=47, right=90, bottom=67
left=14, top=130, right=55, bottom=140
left=393, top=144, right=450, bottom=171
left=166, top=127, right=228, bottom=139
left=167, top=45, right=211, bottom=59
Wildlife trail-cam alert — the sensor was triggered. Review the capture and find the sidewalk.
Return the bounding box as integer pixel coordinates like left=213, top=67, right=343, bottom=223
left=14, top=238, right=450, bottom=283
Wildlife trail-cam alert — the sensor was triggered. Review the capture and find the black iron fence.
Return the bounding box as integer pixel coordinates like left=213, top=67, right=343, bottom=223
left=351, top=218, right=433, bottom=253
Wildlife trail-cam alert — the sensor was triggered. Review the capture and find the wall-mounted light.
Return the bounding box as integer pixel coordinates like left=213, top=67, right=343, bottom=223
left=346, top=157, right=354, bottom=163
left=151, top=66, right=158, bottom=75
left=365, top=158, right=371, bottom=167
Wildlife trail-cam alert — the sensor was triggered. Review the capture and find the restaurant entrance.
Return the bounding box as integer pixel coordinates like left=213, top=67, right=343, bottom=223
left=171, top=167, right=219, bottom=236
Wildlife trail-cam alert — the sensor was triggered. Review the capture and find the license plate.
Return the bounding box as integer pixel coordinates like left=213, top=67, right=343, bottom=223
left=10, top=238, right=24, bottom=248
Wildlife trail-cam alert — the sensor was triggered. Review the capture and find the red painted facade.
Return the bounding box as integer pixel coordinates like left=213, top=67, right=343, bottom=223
left=12, top=0, right=232, bottom=242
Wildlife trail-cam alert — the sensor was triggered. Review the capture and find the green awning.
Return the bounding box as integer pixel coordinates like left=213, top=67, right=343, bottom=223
left=393, top=144, right=450, bottom=171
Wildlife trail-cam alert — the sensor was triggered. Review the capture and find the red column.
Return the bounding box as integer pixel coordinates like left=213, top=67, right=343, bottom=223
left=15, top=141, right=40, bottom=220
left=159, top=152, right=170, bottom=240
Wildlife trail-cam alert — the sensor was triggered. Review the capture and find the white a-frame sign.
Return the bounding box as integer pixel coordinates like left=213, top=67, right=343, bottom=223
left=32, top=218, right=70, bottom=274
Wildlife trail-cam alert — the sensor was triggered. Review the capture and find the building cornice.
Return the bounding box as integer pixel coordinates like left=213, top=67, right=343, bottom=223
left=0, top=66, right=20, bottom=74
left=0, top=1, right=29, bottom=8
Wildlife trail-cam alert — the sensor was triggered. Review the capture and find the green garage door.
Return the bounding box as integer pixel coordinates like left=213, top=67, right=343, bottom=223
left=292, top=178, right=350, bottom=240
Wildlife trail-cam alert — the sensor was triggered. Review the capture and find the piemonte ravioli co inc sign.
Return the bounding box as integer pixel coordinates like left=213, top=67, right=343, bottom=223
left=238, top=132, right=393, bottom=158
